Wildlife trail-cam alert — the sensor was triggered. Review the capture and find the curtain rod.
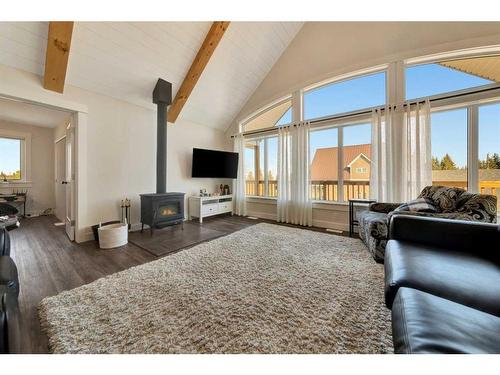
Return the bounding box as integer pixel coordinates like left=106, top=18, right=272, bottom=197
left=231, top=85, right=500, bottom=139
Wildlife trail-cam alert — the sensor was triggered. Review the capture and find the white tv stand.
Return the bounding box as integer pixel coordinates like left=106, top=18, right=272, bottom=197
left=188, top=194, right=233, bottom=223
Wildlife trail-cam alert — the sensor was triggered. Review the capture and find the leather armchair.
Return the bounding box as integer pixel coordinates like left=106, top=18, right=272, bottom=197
left=0, top=228, right=10, bottom=257
left=0, top=293, right=20, bottom=354
left=386, top=215, right=500, bottom=354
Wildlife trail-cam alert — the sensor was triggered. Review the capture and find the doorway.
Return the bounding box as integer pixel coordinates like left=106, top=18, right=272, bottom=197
left=0, top=96, right=78, bottom=241
left=54, top=136, right=66, bottom=223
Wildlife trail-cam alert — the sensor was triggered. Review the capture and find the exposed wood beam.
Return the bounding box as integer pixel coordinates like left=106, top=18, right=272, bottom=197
left=167, top=21, right=230, bottom=123
left=43, top=21, right=74, bottom=93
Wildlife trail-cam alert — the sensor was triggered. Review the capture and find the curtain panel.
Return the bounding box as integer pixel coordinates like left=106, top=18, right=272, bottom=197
left=370, top=106, right=399, bottom=202
left=232, top=134, right=247, bottom=216
left=277, top=122, right=312, bottom=226
left=402, top=100, right=432, bottom=201
left=370, top=101, right=432, bottom=203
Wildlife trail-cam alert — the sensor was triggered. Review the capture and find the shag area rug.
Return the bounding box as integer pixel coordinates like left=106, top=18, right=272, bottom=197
left=39, top=223, right=393, bottom=354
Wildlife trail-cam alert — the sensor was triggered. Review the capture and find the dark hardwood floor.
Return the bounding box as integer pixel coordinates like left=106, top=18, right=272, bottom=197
left=9, top=214, right=343, bottom=353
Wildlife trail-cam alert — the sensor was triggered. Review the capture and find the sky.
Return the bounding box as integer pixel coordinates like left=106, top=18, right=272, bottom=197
left=245, top=63, right=499, bottom=176
left=0, top=138, right=21, bottom=176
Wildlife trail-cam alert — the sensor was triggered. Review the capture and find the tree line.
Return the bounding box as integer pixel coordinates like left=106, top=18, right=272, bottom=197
left=432, top=153, right=500, bottom=170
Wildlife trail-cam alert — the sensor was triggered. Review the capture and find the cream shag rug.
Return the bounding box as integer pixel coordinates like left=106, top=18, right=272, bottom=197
left=39, top=223, right=393, bottom=353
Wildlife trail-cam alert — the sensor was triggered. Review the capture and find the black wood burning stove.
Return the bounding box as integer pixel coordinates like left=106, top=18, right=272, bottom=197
left=140, top=192, right=184, bottom=235
left=140, top=79, right=185, bottom=235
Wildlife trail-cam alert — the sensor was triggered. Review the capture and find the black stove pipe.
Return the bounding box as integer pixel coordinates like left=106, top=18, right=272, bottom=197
left=156, top=102, right=167, bottom=194
left=152, top=79, right=172, bottom=194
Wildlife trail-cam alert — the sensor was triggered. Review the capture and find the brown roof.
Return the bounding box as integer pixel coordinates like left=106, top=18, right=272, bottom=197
left=432, top=169, right=500, bottom=181
left=311, top=144, right=371, bottom=180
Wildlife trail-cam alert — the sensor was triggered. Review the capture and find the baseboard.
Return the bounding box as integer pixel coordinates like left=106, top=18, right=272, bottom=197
left=312, top=219, right=348, bottom=232
left=246, top=211, right=276, bottom=221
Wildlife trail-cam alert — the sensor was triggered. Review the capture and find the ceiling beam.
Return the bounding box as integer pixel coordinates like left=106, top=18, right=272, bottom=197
left=167, top=21, right=230, bottom=123
left=43, top=21, right=74, bottom=93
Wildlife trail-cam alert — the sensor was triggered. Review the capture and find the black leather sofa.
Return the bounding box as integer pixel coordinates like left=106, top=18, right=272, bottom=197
left=0, top=228, right=20, bottom=354
left=385, top=215, right=500, bottom=354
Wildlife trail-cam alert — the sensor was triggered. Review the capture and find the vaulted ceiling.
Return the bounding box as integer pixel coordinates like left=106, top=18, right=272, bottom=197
left=0, top=22, right=303, bottom=130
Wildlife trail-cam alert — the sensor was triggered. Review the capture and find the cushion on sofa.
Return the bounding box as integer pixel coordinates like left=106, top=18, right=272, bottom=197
left=393, top=198, right=437, bottom=213
left=384, top=240, right=500, bottom=316
left=456, top=192, right=498, bottom=223
left=418, top=185, right=465, bottom=212
left=392, top=287, right=500, bottom=354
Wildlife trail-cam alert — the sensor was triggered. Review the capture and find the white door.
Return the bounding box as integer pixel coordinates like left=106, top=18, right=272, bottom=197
left=54, top=137, right=66, bottom=222
left=65, top=123, right=76, bottom=240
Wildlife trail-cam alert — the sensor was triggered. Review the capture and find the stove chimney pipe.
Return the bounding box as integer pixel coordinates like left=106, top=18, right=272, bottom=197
left=152, top=79, right=172, bottom=194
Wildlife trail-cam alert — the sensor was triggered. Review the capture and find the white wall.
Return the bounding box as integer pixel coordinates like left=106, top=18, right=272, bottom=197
left=0, top=64, right=231, bottom=241
left=0, top=120, right=55, bottom=215
left=225, top=21, right=500, bottom=231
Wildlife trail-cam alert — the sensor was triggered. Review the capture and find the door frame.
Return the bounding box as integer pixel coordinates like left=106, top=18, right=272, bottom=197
left=0, top=86, right=88, bottom=242
left=54, top=134, right=67, bottom=223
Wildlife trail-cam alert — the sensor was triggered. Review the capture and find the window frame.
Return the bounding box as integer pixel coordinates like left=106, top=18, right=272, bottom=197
left=240, top=96, right=293, bottom=133
left=302, top=66, right=388, bottom=122
left=309, top=117, right=372, bottom=203
left=430, top=97, right=500, bottom=194
left=0, top=129, right=31, bottom=184
left=244, top=134, right=278, bottom=199
left=236, top=45, right=500, bottom=210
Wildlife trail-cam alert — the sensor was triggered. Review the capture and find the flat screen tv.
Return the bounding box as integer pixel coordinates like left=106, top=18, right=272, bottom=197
left=191, top=148, right=239, bottom=178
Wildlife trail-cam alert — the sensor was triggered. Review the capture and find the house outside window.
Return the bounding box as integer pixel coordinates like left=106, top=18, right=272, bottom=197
left=310, top=123, right=372, bottom=202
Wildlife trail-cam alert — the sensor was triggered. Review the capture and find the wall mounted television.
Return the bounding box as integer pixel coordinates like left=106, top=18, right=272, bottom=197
left=191, top=148, right=239, bottom=178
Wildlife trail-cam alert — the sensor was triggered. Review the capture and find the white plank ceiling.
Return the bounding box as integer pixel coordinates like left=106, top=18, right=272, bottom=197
left=0, top=22, right=303, bottom=130
left=0, top=97, right=72, bottom=128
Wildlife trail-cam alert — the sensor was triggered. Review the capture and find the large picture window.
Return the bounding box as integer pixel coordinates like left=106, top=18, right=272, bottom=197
left=0, top=137, right=22, bottom=181
left=303, top=71, right=386, bottom=120
left=309, top=122, right=372, bottom=202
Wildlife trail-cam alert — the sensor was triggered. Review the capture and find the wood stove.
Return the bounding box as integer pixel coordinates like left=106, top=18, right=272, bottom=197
left=139, top=79, right=185, bottom=235
left=140, top=192, right=185, bottom=235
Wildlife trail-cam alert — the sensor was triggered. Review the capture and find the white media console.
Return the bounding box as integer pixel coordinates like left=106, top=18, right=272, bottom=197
left=188, top=194, right=233, bottom=223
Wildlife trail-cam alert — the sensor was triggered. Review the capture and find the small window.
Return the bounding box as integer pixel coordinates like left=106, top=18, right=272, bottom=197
left=356, top=167, right=367, bottom=173
left=405, top=62, right=494, bottom=100
left=243, top=100, right=292, bottom=132
left=0, top=137, right=21, bottom=181
left=304, top=71, right=386, bottom=120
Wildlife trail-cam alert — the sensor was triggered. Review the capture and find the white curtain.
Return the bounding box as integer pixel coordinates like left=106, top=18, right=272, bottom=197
left=277, top=125, right=292, bottom=222
left=277, top=122, right=312, bottom=226
left=370, top=106, right=399, bottom=202
left=371, top=101, right=432, bottom=203
left=232, top=134, right=247, bottom=216
left=402, top=100, right=432, bottom=201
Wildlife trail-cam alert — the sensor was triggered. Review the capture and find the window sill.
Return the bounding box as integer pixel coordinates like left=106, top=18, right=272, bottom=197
left=0, top=181, right=33, bottom=188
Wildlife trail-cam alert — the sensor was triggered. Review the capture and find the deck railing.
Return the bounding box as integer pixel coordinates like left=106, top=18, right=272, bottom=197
left=245, top=180, right=370, bottom=201
left=245, top=179, right=500, bottom=212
